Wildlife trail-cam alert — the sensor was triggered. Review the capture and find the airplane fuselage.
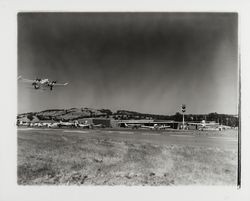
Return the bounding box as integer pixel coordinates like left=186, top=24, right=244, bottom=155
left=32, top=79, right=55, bottom=90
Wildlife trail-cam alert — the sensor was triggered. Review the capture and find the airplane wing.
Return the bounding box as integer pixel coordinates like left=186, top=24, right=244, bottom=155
left=18, top=76, right=34, bottom=83
left=53, top=82, right=68, bottom=86
left=187, top=122, right=201, bottom=125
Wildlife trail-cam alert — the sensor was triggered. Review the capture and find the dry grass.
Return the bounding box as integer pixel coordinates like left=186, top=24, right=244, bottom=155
left=18, top=130, right=237, bottom=185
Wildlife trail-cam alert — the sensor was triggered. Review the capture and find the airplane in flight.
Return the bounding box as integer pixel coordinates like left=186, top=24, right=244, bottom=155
left=18, top=76, right=68, bottom=91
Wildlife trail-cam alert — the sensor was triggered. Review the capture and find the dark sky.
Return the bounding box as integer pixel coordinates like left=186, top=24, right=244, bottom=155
left=18, top=13, right=238, bottom=115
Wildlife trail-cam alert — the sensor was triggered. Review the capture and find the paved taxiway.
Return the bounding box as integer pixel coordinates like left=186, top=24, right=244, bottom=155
left=17, top=128, right=238, bottom=150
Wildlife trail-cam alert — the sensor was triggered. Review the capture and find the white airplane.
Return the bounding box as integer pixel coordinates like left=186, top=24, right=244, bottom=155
left=58, top=121, right=77, bottom=128
left=77, top=121, right=92, bottom=129
left=141, top=123, right=158, bottom=130
left=18, top=76, right=68, bottom=91
left=141, top=123, right=170, bottom=130
left=75, top=121, right=102, bottom=129
left=33, top=122, right=43, bottom=127
left=187, top=120, right=220, bottom=130
left=119, top=122, right=171, bottom=130
left=48, top=122, right=60, bottom=128
left=19, top=121, right=29, bottom=126
left=197, top=120, right=218, bottom=125
left=157, top=124, right=171, bottom=130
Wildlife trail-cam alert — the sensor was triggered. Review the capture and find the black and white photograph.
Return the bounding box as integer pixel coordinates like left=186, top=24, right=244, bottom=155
left=16, top=12, right=239, bottom=186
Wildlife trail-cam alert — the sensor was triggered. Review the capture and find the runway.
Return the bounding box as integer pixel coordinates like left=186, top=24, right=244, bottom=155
left=17, top=127, right=238, bottom=150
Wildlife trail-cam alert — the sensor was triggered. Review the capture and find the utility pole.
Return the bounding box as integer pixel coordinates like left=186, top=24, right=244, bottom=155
left=181, top=104, right=186, bottom=130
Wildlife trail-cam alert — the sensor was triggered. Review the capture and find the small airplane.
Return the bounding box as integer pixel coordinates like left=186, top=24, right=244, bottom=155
left=18, top=76, right=68, bottom=91
left=157, top=124, right=171, bottom=130
left=141, top=123, right=159, bottom=130
left=48, top=122, right=60, bottom=128
left=76, top=121, right=103, bottom=129
left=141, top=123, right=170, bottom=130
left=58, top=121, right=77, bottom=128
left=77, top=121, right=92, bottom=129
left=187, top=120, right=220, bottom=130
left=119, top=122, right=170, bottom=130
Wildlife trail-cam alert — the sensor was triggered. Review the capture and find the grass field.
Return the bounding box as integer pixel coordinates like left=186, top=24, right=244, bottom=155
left=17, top=129, right=238, bottom=185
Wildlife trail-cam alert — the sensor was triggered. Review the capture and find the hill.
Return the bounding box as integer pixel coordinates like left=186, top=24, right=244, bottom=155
left=17, top=108, right=239, bottom=127
left=17, top=107, right=111, bottom=123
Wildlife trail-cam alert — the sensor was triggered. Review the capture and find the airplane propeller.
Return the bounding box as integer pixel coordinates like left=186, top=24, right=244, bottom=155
left=48, top=81, right=57, bottom=90
left=18, top=76, right=67, bottom=91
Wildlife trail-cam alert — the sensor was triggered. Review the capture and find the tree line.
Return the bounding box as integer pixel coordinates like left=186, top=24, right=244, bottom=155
left=23, top=109, right=239, bottom=127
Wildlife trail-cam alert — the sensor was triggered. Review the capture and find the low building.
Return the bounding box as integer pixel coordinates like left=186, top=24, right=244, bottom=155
left=93, top=118, right=111, bottom=128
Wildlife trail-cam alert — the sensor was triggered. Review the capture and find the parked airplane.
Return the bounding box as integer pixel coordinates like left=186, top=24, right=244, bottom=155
left=48, top=122, right=60, bottom=128
left=77, top=121, right=92, bottom=129
left=141, top=123, right=171, bottom=130
left=187, top=120, right=220, bottom=130
left=119, top=122, right=170, bottom=130
left=18, top=76, right=68, bottom=91
left=58, top=121, right=77, bottom=128
left=141, top=123, right=159, bottom=130
left=74, top=120, right=103, bottom=129
left=157, top=124, right=171, bottom=130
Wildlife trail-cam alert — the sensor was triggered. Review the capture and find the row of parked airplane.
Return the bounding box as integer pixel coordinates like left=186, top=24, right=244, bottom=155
left=17, top=120, right=102, bottom=129
left=18, top=118, right=232, bottom=131
left=118, top=120, right=231, bottom=131
left=118, top=122, right=171, bottom=130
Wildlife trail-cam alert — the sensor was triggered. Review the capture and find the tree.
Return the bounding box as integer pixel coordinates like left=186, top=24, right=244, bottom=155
left=174, top=112, right=182, bottom=122
left=27, top=113, right=34, bottom=121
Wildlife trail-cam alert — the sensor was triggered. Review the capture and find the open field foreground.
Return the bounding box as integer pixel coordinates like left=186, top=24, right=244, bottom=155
left=18, top=128, right=238, bottom=185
